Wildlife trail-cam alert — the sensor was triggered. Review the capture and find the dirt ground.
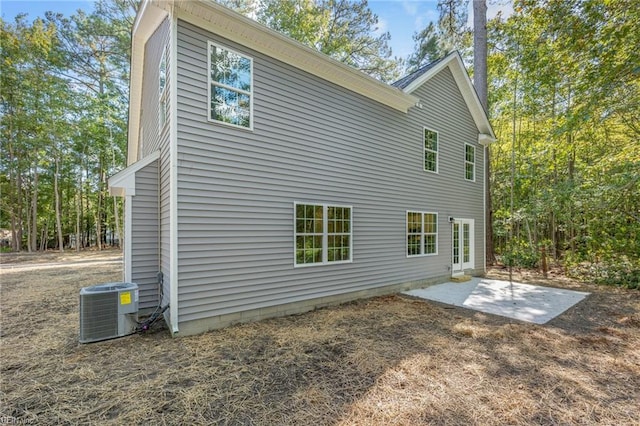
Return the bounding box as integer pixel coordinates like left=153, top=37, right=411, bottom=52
left=1, top=251, right=639, bottom=425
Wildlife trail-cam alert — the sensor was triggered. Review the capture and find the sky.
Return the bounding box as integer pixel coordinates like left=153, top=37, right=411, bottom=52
left=0, top=0, right=512, bottom=61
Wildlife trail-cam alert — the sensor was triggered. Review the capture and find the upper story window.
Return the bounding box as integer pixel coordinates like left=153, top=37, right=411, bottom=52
left=407, top=211, right=438, bottom=256
left=159, top=45, right=169, bottom=129
left=295, top=203, right=352, bottom=266
left=208, top=41, right=253, bottom=129
left=423, top=128, right=438, bottom=173
left=465, top=143, right=475, bottom=181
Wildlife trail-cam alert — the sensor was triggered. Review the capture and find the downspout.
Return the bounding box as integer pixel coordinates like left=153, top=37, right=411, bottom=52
left=124, top=195, right=133, bottom=282
left=482, top=145, right=487, bottom=274
left=478, top=133, right=495, bottom=275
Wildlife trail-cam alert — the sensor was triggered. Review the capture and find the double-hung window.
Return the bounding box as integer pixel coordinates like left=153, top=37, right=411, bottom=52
left=208, top=42, right=253, bottom=129
left=159, top=45, right=169, bottom=129
left=465, top=143, right=475, bottom=181
left=407, top=211, right=438, bottom=256
left=295, top=203, right=352, bottom=266
left=423, top=128, right=438, bottom=173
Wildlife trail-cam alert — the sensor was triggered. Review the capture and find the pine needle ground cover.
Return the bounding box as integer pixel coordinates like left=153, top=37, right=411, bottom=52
left=1, top=251, right=639, bottom=425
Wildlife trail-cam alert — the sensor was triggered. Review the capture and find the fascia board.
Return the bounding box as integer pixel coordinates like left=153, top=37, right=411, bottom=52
left=168, top=0, right=418, bottom=112
left=403, top=52, right=496, bottom=141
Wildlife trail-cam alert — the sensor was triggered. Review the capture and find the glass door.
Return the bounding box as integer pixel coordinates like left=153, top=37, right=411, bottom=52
left=452, top=219, right=474, bottom=275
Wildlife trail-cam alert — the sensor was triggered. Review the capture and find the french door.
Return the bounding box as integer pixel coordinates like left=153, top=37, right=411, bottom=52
left=452, top=218, right=474, bottom=275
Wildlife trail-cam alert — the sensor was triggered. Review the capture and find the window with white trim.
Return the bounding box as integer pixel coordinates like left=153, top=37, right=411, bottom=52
left=423, top=128, right=438, bottom=173
left=465, top=143, right=475, bottom=181
left=407, top=211, right=438, bottom=256
left=159, top=45, right=169, bottom=129
left=208, top=42, right=253, bottom=129
left=295, top=203, right=352, bottom=266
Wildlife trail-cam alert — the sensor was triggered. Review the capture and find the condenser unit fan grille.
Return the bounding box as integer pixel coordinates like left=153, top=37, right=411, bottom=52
left=80, top=292, right=118, bottom=342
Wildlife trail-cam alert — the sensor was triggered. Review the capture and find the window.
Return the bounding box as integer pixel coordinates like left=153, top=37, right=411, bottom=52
left=295, top=203, right=352, bottom=266
left=159, top=46, right=169, bottom=129
left=407, top=211, right=438, bottom=256
left=423, top=128, right=438, bottom=173
left=465, top=143, right=475, bottom=181
left=208, top=42, right=253, bottom=129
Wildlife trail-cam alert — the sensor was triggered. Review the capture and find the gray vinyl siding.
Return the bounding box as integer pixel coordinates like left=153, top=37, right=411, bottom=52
left=138, top=18, right=172, bottom=306
left=175, top=19, right=484, bottom=325
left=159, top=126, right=171, bottom=306
left=130, top=160, right=159, bottom=309
left=410, top=73, right=485, bottom=271
left=139, top=19, right=170, bottom=159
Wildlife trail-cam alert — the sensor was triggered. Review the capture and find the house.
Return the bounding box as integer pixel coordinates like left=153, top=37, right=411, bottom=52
left=108, top=0, right=496, bottom=336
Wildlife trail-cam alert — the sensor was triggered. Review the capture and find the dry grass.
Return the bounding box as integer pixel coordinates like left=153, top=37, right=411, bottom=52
left=1, top=252, right=639, bottom=425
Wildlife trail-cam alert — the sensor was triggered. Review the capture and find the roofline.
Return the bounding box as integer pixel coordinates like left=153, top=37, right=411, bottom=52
left=109, top=150, right=160, bottom=196
left=127, top=0, right=419, bottom=163
left=402, top=52, right=496, bottom=141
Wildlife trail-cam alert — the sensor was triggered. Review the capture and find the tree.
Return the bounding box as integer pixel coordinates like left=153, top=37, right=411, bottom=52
left=0, top=16, right=73, bottom=252
left=487, top=0, right=640, bottom=286
left=406, top=22, right=442, bottom=72
left=438, top=0, right=468, bottom=53
left=258, top=0, right=401, bottom=82
left=48, top=0, right=135, bottom=250
left=472, top=0, right=495, bottom=266
left=0, top=1, right=135, bottom=252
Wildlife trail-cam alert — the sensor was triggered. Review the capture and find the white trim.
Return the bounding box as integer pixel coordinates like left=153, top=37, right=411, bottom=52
left=108, top=150, right=160, bottom=196
left=406, top=211, right=439, bottom=257
left=159, top=44, right=169, bottom=131
left=293, top=202, right=353, bottom=267
left=128, top=0, right=418, bottom=164
left=124, top=195, right=133, bottom=282
left=478, top=133, right=496, bottom=146
left=207, top=41, right=254, bottom=131
left=169, top=14, right=179, bottom=335
left=451, top=218, right=474, bottom=273
left=403, top=52, right=496, bottom=141
left=423, top=127, right=439, bottom=174
left=464, top=143, right=476, bottom=182
left=170, top=2, right=418, bottom=111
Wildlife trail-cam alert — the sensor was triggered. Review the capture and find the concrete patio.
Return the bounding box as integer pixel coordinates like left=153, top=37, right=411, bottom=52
left=404, top=277, right=590, bottom=324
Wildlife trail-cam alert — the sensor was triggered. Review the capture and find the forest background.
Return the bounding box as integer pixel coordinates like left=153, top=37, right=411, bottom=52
left=1, top=0, right=638, bottom=287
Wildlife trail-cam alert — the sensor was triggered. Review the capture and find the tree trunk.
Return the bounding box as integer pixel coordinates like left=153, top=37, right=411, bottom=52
left=113, top=197, right=122, bottom=249
left=54, top=156, right=65, bottom=252
left=76, top=182, right=81, bottom=252
left=473, top=0, right=495, bottom=265
left=30, top=166, right=39, bottom=252
left=473, top=0, right=488, bottom=111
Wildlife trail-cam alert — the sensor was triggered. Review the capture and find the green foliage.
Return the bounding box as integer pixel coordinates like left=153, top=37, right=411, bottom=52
left=256, top=0, right=401, bottom=81
left=0, top=1, right=135, bottom=252
left=406, top=0, right=473, bottom=73
left=567, top=257, right=640, bottom=290
left=500, top=238, right=539, bottom=269
left=486, top=0, right=640, bottom=287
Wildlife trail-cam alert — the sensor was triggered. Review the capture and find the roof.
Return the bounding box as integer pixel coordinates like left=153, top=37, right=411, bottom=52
left=109, top=150, right=159, bottom=196
left=392, top=56, right=449, bottom=90
left=394, top=52, right=496, bottom=142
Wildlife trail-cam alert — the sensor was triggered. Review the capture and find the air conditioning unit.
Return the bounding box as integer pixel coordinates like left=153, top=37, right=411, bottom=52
left=79, top=282, right=139, bottom=343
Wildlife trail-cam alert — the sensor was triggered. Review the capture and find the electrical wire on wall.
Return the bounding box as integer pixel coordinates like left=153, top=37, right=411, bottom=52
left=136, top=271, right=169, bottom=333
